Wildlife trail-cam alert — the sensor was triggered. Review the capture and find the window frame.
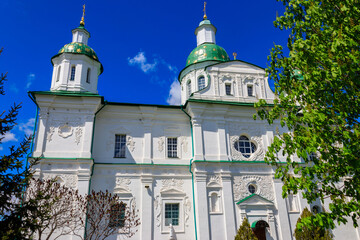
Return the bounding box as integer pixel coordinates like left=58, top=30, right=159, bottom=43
left=109, top=202, right=126, bottom=228
left=86, top=68, right=91, bottom=83
left=198, top=76, right=206, bottom=91
left=56, top=66, right=61, bottom=82
left=187, top=80, right=192, bottom=97
left=161, top=198, right=185, bottom=233
left=247, top=84, right=254, bottom=97
left=164, top=203, right=180, bottom=226
left=167, top=137, right=178, bottom=158
left=70, top=65, right=76, bottom=81
left=114, top=134, right=127, bottom=158
left=225, top=83, right=232, bottom=95
left=234, top=135, right=257, bottom=158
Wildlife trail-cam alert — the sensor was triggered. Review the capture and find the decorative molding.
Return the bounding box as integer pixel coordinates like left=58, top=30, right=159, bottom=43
left=207, top=175, right=222, bottom=187
left=158, top=137, right=164, bottom=152
left=114, top=177, right=131, bottom=193
left=230, top=135, right=264, bottom=161
left=42, top=173, right=78, bottom=189
left=126, top=136, right=135, bottom=152
left=47, top=126, right=55, bottom=142
left=74, top=126, right=83, bottom=145
left=184, top=196, right=191, bottom=226
left=161, top=178, right=184, bottom=192
left=58, top=124, right=73, bottom=138
left=233, top=175, right=274, bottom=202
left=180, top=136, right=188, bottom=153
left=154, top=194, right=162, bottom=227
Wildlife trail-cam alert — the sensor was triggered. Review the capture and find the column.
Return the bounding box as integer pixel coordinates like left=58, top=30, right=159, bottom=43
left=194, top=169, right=210, bottom=239
left=192, top=118, right=204, bottom=160
left=217, top=120, right=228, bottom=160
left=274, top=178, right=292, bottom=240
left=140, top=174, right=153, bottom=240
left=221, top=171, right=237, bottom=240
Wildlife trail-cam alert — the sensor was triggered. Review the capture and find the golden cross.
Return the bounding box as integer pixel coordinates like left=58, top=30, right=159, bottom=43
left=80, top=4, right=86, bottom=26
left=233, top=52, right=237, bottom=60
left=203, top=2, right=207, bottom=19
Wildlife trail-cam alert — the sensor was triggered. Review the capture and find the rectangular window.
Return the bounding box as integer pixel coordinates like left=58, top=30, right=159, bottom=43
left=225, top=84, right=231, bottom=95
left=70, top=66, right=76, bottom=81
left=247, top=85, right=253, bottom=96
left=165, top=203, right=179, bottom=226
left=109, top=203, right=126, bottom=227
left=114, top=134, right=126, bottom=158
left=167, top=137, right=178, bottom=158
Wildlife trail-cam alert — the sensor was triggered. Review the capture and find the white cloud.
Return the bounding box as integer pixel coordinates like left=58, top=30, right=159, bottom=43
left=0, top=145, right=3, bottom=151
left=26, top=73, right=35, bottom=89
left=9, top=83, right=19, bottom=93
left=167, top=79, right=181, bottom=105
left=1, top=132, right=18, bottom=143
left=18, top=118, right=35, bottom=136
left=128, top=52, right=157, bottom=73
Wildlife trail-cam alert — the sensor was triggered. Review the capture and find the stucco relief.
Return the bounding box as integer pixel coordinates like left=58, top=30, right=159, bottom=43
left=42, top=173, right=78, bottom=189
left=154, top=195, right=162, bottom=227
left=158, top=137, right=164, bottom=152
left=207, top=175, right=222, bottom=187
left=114, top=177, right=131, bottom=193
left=180, top=136, right=188, bottom=153
left=126, top=136, right=135, bottom=152
left=161, top=178, right=184, bottom=192
left=233, top=175, right=274, bottom=202
left=46, top=116, right=85, bottom=144
left=184, top=196, right=191, bottom=226
left=219, top=73, right=234, bottom=84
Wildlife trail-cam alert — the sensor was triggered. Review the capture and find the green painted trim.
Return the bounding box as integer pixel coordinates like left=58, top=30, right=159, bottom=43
left=181, top=106, right=197, bottom=240
left=106, top=101, right=181, bottom=109
left=34, top=157, right=94, bottom=161
left=236, top=193, right=274, bottom=205
left=185, top=98, right=274, bottom=107
left=204, top=59, right=265, bottom=71
left=251, top=220, right=258, bottom=228
left=93, top=162, right=189, bottom=167
left=29, top=90, right=103, bottom=98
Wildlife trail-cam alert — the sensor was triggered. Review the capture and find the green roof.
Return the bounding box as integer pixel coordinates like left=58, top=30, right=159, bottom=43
left=186, top=43, right=230, bottom=67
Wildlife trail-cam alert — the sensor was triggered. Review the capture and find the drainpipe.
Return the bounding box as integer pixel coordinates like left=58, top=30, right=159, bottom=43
left=83, top=100, right=107, bottom=239
left=181, top=105, right=198, bottom=240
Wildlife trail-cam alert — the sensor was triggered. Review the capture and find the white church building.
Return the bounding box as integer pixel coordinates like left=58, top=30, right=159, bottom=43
left=29, top=9, right=359, bottom=240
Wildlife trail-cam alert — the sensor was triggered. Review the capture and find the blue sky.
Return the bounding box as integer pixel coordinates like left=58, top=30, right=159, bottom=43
left=0, top=0, right=289, bottom=154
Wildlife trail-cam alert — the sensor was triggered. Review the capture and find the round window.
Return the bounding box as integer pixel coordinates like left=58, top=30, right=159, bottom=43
left=248, top=184, right=256, bottom=194
left=234, top=136, right=257, bottom=158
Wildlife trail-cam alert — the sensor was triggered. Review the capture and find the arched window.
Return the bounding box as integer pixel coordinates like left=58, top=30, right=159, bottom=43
left=56, top=66, right=61, bottom=82
left=70, top=66, right=76, bottom=81
left=210, top=192, right=219, bottom=212
left=86, top=68, right=91, bottom=83
left=187, top=81, right=192, bottom=97
left=198, top=76, right=205, bottom=90
left=234, top=135, right=257, bottom=158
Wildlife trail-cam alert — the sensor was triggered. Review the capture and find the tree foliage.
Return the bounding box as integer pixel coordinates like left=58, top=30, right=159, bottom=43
left=294, top=207, right=333, bottom=240
left=234, top=218, right=258, bottom=240
left=255, top=0, right=360, bottom=230
left=0, top=47, right=38, bottom=239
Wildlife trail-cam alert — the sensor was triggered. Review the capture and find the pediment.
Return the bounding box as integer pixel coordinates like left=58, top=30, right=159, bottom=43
left=207, top=60, right=265, bottom=73
left=160, top=188, right=186, bottom=197
left=236, top=194, right=274, bottom=206
left=114, top=187, right=132, bottom=196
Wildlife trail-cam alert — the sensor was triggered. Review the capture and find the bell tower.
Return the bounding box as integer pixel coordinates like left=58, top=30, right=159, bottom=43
left=50, top=5, right=103, bottom=93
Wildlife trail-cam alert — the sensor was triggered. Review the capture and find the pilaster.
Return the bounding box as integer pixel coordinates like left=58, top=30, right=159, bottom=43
left=192, top=118, right=204, bottom=160
left=194, top=170, right=210, bottom=239
left=274, top=178, right=292, bottom=240
left=221, top=170, right=237, bottom=240
left=140, top=175, right=154, bottom=240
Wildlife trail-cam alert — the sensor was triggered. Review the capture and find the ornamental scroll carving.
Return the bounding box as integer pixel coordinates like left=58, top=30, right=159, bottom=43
left=180, top=136, right=188, bottom=153
left=154, top=195, right=162, bottom=227
left=126, top=136, right=135, bottom=152
left=114, top=177, right=131, bottom=192
left=233, top=175, right=274, bottom=202
left=207, top=175, right=222, bottom=187
left=42, top=173, right=78, bottom=189
left=46, top=116, right=85, bottom=145
left=230, top=135, right=264, bottom=161
left=158, top=137, right=164, bottom=152
left=161, top=178, right=184, bottom=192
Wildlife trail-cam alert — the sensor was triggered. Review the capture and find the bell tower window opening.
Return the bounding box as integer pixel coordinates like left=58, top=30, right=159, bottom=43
left=198, top=76, right=205, bottom=90
left=187, top=81, right=192, bottom=97
left=225, top=84, right=231, bottom=95
left=234, top=135, right=257, bottom=158
left=70, top=66, right=76, bottom=81
left=56, top=66, right=61, bottom=82
left=247, top=85, right=253, bottom=96
left=86, top=68, right=91, bottom=83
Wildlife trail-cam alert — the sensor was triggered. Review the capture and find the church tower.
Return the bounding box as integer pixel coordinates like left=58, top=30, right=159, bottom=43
left=50, top=6, right=103, bottom=93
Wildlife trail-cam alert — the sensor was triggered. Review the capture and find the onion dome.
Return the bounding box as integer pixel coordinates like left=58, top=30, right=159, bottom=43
left=58, top=42, right=99, bottom=61
left=186, top=43, right=230, bottom=67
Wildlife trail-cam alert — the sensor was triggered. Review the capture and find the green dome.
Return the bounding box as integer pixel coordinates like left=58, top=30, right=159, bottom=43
left=186, top=43, right=230, bottom=67
left=58, top=42, right=99, bottom=61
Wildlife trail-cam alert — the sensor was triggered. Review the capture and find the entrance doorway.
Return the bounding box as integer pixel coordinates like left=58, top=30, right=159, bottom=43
left=252, top=220, right=269, bottom=240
